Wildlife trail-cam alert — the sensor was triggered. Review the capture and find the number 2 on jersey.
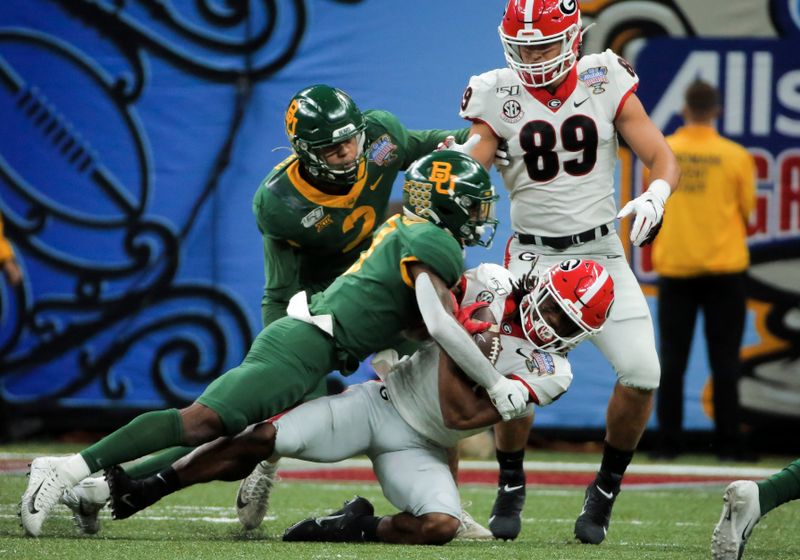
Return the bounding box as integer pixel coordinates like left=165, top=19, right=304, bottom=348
left=519, top=115, right=598, bottom=182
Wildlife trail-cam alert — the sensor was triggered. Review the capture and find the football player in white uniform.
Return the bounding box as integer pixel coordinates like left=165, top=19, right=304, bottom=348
left=100, top=259, right=614, bottom=545
left=453, top=0, right=680, bottom=545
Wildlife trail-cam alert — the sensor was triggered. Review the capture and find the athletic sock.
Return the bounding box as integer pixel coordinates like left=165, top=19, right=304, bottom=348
left=125, top=446, right=195, bottom=479
left=57, top=454, right=92, bottom=487
left=757, top=459, right=800, bottom=515
left=496, top=448, right=525, bottom=485
left=496, top=448, right=525, bottom=471
left=597, top=441, right=633, bottom=493
left=81, top=409, right=184, bottom=473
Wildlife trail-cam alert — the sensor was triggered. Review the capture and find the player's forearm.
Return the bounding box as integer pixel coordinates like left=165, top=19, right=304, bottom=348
left=415, top=272, right=504, bottom=389
left=438, top=352, right=501, bottom=430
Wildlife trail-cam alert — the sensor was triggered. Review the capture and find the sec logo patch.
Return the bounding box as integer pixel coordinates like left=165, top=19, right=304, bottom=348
left=501, top=99, right=523, bottom=123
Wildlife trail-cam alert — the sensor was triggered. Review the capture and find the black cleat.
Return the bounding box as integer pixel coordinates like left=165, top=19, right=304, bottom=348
left=574, top=475, right=621, bottom=544
left=105, top=465, right=162, bottom=520
left=488, top=470, right=526, bottom=540
left=283, top=496, right=374, bottom=542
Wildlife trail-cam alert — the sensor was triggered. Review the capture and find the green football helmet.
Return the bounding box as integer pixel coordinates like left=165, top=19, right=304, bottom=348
left=285, top=85, right=367, bottom=186
left=402, top=151, right=499, bottom=247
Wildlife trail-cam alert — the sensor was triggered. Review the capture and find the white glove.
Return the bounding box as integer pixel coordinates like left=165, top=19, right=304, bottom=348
left=486, top=376, right=530, bottom=421
left=616, top=179, right=671, bottom=246
left=494, top=139, right=510, bottom=168
left=436, top=134, right=481, bottom=156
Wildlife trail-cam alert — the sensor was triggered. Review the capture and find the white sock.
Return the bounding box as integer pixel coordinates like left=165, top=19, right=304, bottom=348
left=58, top=454, right=92, bottom=487
left=77, top=477, right=110, bottom=504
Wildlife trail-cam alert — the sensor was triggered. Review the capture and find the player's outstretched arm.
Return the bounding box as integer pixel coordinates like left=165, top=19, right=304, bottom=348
left=466, top=122, right=500, bottom=170
left=409, top=263, right=528, bottom=421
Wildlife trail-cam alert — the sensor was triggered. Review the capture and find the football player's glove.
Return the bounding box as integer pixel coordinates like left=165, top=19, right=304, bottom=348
left=487, top=376, right=530, bottom=421
left=436, top=134, right=481, bottom=156
left=494, top=139, right=510, bottom=168
left=616, top=179, right=671, bottom=247
left=454, top=299, right=494, bottom=335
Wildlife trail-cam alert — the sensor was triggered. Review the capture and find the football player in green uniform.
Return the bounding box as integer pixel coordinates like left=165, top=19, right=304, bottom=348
left=21, top=150, right=532, bottom=538
left=257, top=84, right=473, bottom=326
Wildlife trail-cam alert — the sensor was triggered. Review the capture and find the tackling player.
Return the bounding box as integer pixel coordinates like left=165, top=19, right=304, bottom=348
left=455, top=0, right=680, bottom=543
left=102, top=259, right=615, bottom=545
left=21, top=151, right=531, bottom=538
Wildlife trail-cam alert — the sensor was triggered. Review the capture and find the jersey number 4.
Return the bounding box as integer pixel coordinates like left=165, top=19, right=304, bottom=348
left=520, top=115, right=598, bottom=182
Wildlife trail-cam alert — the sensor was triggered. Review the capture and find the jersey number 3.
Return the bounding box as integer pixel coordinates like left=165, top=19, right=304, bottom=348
left=520, top=115, right=598, bottom=182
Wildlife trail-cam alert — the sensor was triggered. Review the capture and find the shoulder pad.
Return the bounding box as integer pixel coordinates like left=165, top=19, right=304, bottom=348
left=397, top=221, right=463, bottom=287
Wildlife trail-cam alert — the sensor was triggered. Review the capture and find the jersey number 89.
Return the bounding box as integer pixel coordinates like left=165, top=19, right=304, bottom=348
left=520, top=115, right=598, bottom=182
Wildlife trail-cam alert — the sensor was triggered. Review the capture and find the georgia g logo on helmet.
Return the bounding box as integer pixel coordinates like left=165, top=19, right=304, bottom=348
left=559, top=0, right=578, bottom=16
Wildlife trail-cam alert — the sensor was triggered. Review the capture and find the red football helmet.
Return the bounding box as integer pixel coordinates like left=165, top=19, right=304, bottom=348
left=498, top=0, right=582, bottom=87
left=519, top=259, right=614, bottom=353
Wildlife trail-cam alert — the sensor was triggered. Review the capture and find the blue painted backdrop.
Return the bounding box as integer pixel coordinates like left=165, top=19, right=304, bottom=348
left=1, top=1, right=798, bottom=431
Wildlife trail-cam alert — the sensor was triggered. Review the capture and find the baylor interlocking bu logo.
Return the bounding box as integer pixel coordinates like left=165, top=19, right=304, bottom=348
left=428, top=161, right=454, bottom=194
left=285, top=99, right=299, bottom=136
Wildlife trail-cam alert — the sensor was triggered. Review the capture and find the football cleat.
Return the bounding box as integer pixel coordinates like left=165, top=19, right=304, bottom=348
left=456, top=504, right=494, bottom=540
left=488, top=471, right=526, bottom=540
left=106, top=465, right=164, bottom=520
left=61, top=477, right=109, bottom=535
left=236, top=460, right=279, bottom=530
left=283, top=496, right=374, bottom=542
left=574, top=475, right=621, bottom=544
left=711, top=480, right=761, bottom=560
left=20, top=457, right=71, bottom=537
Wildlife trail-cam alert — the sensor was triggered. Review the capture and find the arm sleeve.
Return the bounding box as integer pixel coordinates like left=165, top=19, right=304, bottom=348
left=401, top=127, right=471, bottom=169
left=261, top=234, right=300, bottom=327
left=0, top=213, right=14, bottom=263
left=415, top=272, right=504, bottom=389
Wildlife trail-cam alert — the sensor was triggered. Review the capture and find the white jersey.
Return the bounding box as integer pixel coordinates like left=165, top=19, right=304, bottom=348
left=460, top=49, right=639, bottom=237
left=383, top=263, right=572, bottom=448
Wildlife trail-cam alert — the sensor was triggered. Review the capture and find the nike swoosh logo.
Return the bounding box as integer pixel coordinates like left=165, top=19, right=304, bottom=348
left=28, top=481, right=44, bottom=514
left=236, top=491, right=249, bottom=510
left=156, top=473, right=166, bottom=484
left=369, top=175, right=382, bottom=191
left=502, top=484, right=524, bottom=492
left=574, top=97, right=590, bottom=108
left=595, top=485, right=614, bottom=500
left=315, top=513, right=345, bottom=526
left=120, top=493, right=136, bottom=510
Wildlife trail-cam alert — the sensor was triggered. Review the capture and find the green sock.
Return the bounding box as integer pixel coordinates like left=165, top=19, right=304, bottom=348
left=81, top=409, right=183, bottom=473
left=125, top=446, right=195, bottom=479
left=757, top=459, right=800, bottom=515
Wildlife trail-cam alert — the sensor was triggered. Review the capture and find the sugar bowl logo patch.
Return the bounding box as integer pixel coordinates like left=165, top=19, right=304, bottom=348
left=501, top=99, right=523, bottom=123
left=579, top=66, right=609, bottom=94
left=368, top=134, right=397, bottom=166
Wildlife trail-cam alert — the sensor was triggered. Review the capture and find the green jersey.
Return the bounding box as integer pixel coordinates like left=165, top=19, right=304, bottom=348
left=310, top=215, right=463, bottom=362
left=253, top=110, right=468, bottom=326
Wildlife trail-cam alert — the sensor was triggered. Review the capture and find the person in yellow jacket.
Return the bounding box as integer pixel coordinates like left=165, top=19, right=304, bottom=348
left=651, top=80, right=756, bottom=460
left=0, top=212, right=22, bottom=286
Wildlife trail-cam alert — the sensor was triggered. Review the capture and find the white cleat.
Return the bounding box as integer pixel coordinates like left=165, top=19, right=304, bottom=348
left=20, top=457, right=70, bottom=537
left=61, top=477, right=109, bottom=535
left=712, top=480, right=762, bottom=560
left=236, top=460, right=279, bottom=530
left=456, top=505, right=494, bottom=540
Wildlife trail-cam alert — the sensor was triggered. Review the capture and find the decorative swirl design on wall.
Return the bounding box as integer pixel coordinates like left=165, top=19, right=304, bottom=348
left=0, top=0, right=303, bottom=413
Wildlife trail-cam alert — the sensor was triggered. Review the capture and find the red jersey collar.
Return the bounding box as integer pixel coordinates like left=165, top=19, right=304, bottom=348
left=524, top=67, right=578, bottom=113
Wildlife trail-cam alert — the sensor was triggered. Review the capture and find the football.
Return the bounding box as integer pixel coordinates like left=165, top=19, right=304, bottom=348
left=470, top=305, right=502, bottom=365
